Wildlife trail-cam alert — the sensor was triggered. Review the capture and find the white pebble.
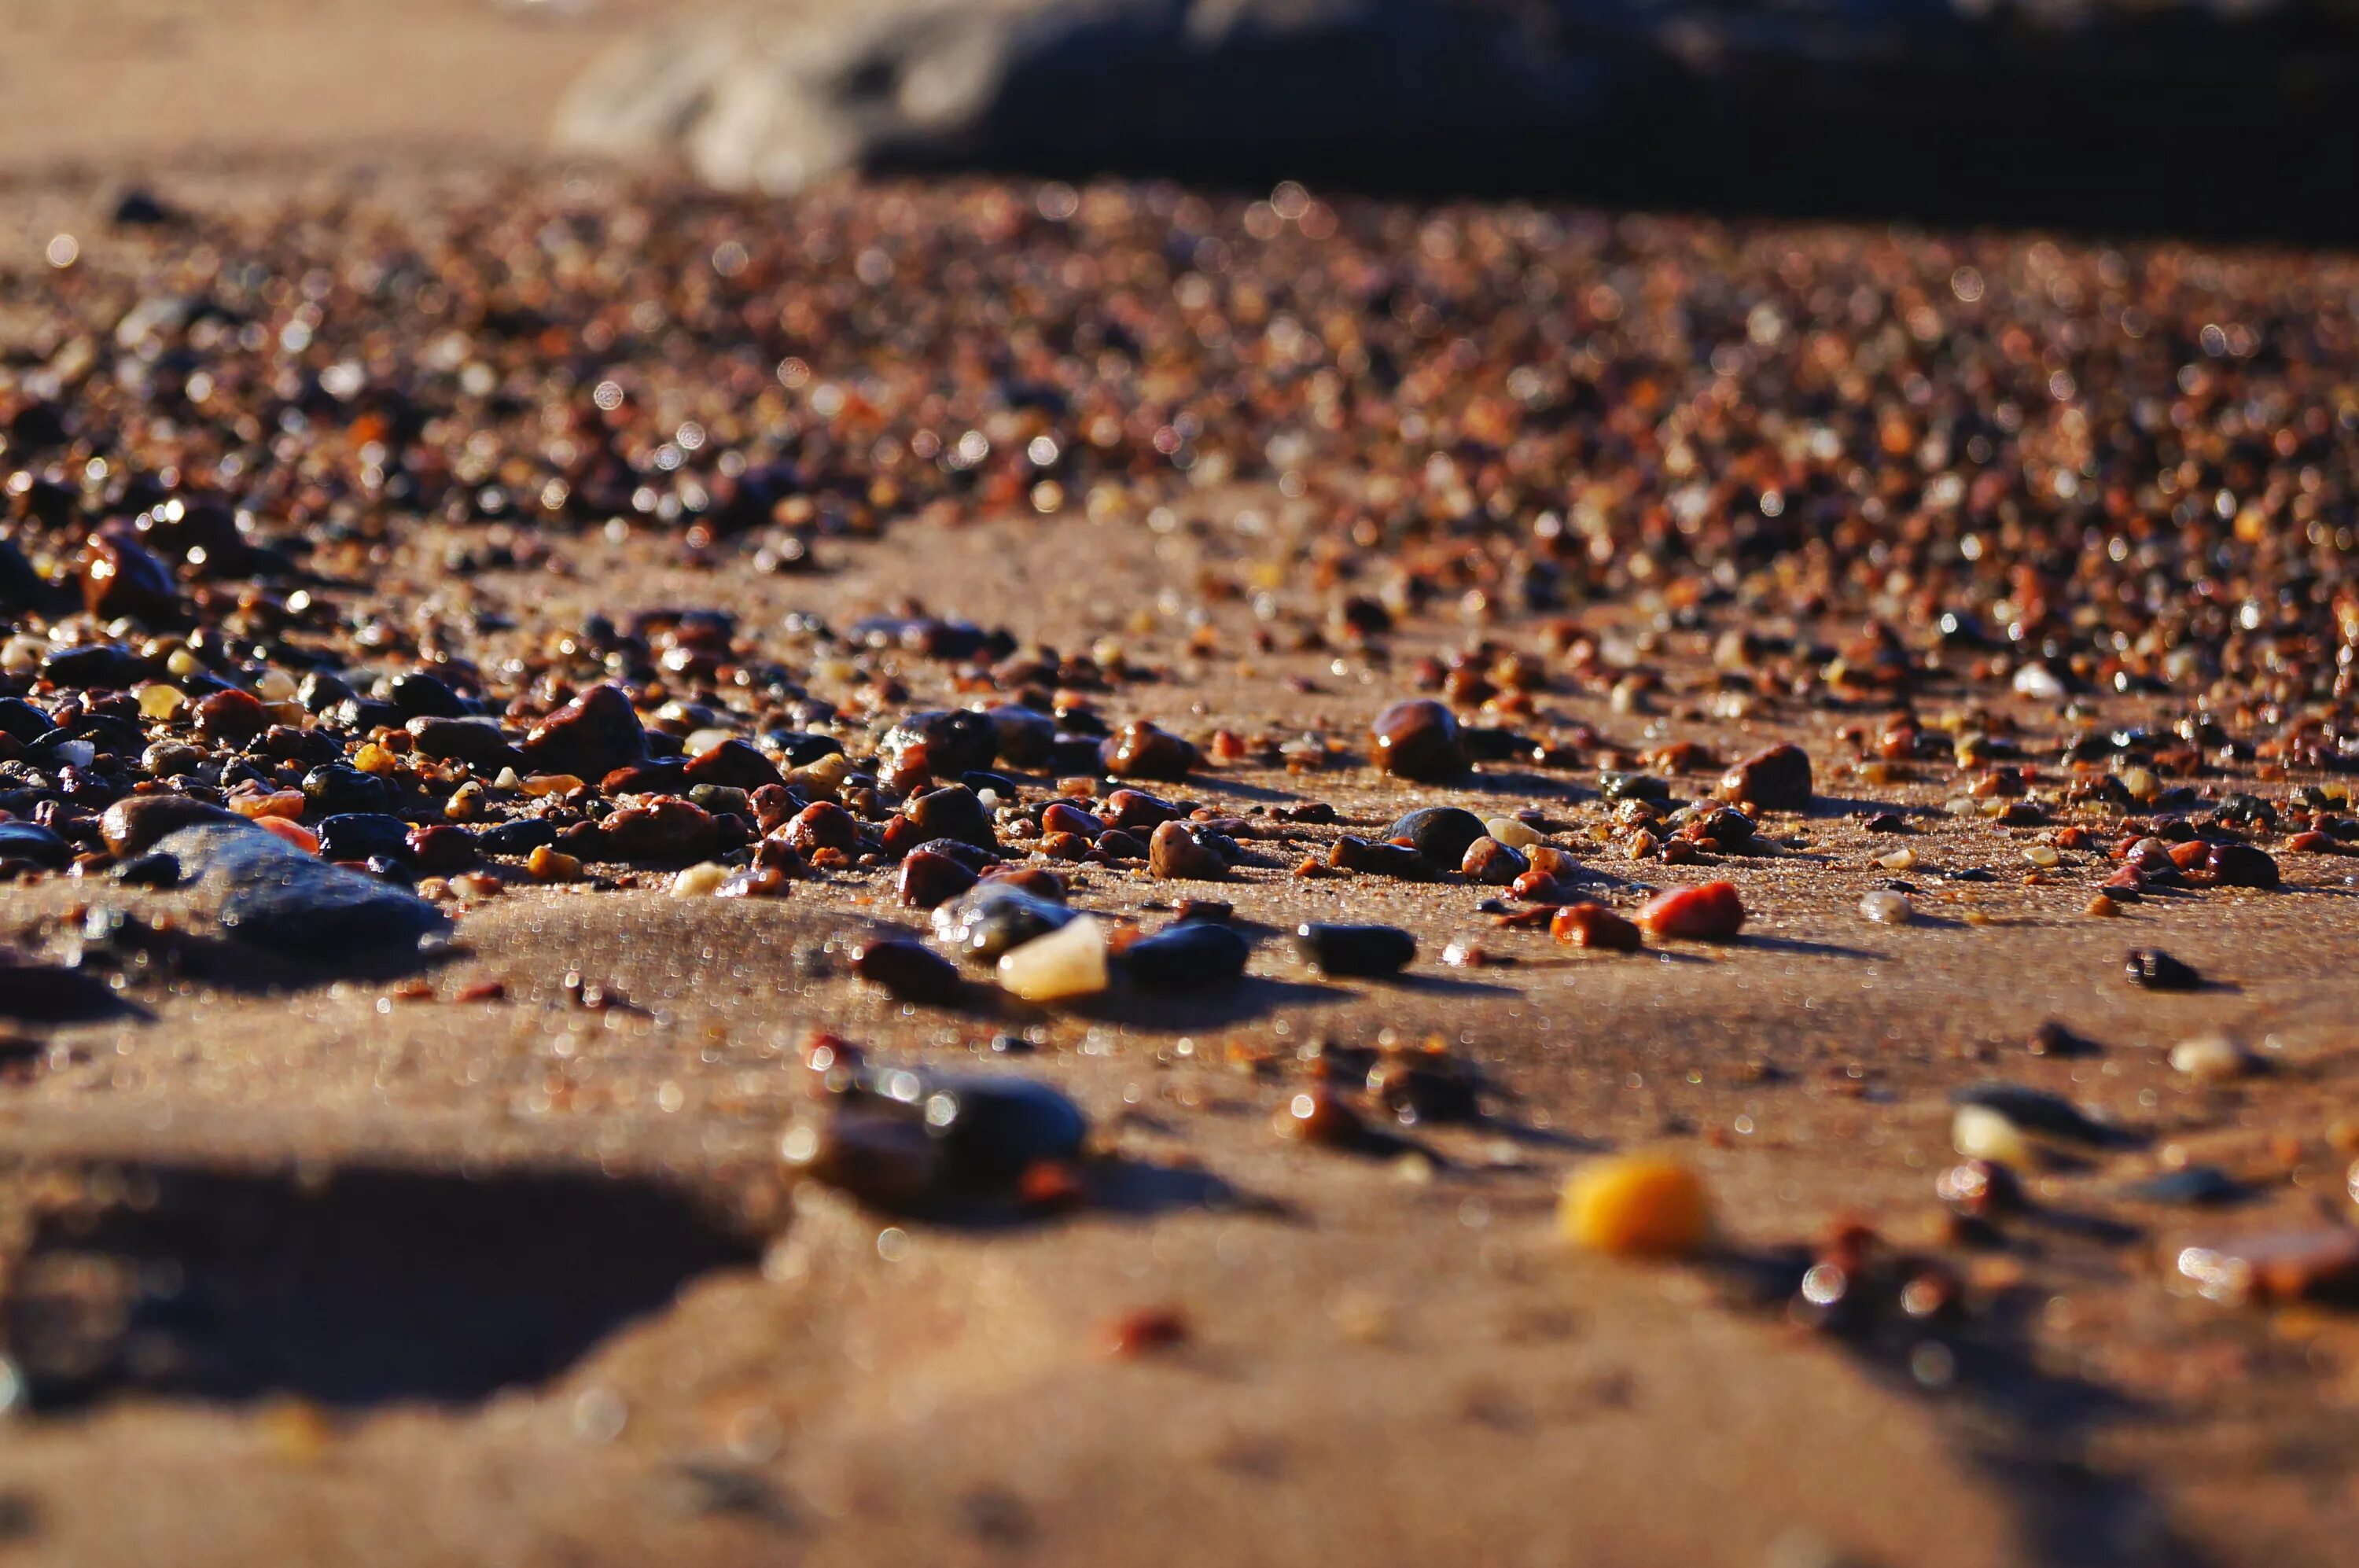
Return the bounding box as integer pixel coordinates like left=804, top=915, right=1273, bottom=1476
left=685, top=727, right=738, bottom=756
left=1878, top=847, right=1917, bottom=871
left=2169, top=1035, right=2248, bottom=1082
left=2011, top=662, right=2066, bottom=700
left=1952, top=1105, right=2032, bottom=1164
left=1485, top=816, right=1544, bottom=850
left=668, top=862, right=732, bottom=898
left=1859, top=889, right=1912, bottom=925
left=2024, top=844, right=2060, bottom=869
left=997, top=915, right=1110, bottom=1002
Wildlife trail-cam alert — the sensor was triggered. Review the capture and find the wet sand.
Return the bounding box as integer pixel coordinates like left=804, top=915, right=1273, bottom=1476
left=0, top=6, right=2353, bottom=1566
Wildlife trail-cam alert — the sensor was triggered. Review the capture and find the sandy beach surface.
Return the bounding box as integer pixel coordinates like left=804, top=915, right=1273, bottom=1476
left=0, top=6, right=2353, bottom=1566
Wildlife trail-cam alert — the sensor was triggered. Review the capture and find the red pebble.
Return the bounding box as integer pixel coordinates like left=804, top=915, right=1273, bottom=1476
left=1638, top=881, right=1746, bottom=940
left=1099, top=1305, right=1191, bottom=1356
left=1551, top=902, right=1643, bottom=951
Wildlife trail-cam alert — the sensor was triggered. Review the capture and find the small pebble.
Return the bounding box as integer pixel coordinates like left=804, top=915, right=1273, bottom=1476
left=850, top=937, right=966, bottom=1004
left=1550, top=902, right=1642, bottom=951
left=2169, top=1034, right=2250, bottom=1081
left=669, top=862, right=731, bottom=898
left=1858, top=889, right=1912, bottom=925
left=1559, top=1156, right=1711, bottom=1257
left=996, top=915, right=1110, bottom=1001
left=1637, top=882, right=1746, bottom=940
left=2125, top=948, right=2203, bottom=991
left=1370, top=699, right=1467, bottom=782
left=1293, top=922, right=1416, bottom=977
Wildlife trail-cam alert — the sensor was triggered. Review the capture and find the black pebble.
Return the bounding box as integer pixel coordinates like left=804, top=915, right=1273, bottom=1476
left=1294, top=922, right=1416, bottom=977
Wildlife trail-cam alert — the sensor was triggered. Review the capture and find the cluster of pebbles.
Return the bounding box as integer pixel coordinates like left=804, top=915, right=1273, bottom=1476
left=2, top=175, right=2359, bottom=1368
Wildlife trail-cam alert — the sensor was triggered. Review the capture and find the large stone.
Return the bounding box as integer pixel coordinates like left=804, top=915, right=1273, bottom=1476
left=552, top=0, right=1620, bottom=195
left=157, top=823, right=448, bottom=959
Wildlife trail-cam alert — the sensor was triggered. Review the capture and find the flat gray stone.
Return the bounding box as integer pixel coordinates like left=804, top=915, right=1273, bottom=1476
left=157, top=824, right=448, bottom=961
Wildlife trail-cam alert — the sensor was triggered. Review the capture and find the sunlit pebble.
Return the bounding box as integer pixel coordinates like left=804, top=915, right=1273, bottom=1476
left=44, top=234, right=77, bottom=268
left=1858, top=889, right=1912, bottom=925
left=2169, top=1035, right=2250, bottom=1081
left=2024, top=844, right=2060, bottom=869
left=1558, top=1155, right=1711, bottom=1257
left=1952, top=1104, right=2033, bottom=1165
left=669, top=861, right=731, bottom=898
left=1877, top=848, right=1917, bottom=872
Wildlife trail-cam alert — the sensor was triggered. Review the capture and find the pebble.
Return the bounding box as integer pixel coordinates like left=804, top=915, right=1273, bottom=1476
left=782, top=1110, right=942, bottom=1209
left=2176, top=1229, right=2359, bottom=1306
left=2169, top=1034, right=2250, bottom=1081
left=1951, top=1081, right=2118, bottom=1143
left=2125, top=1166, right=2242, bottom=1206
left=996, top=915, right=1110, bottom=1001
left=0, top=948, right=116, bottom=1020
left=1101, top=721, right=1199, bottom=780
left=99, top=793, right=241, bottom=857
left=1272, top=1088, right=1372, bottom=1149
left=1934, top=1159, right=2024, bottom=1217
left=156, top=822, right=447, bottom=958
left=1550, top=902, right=1642, bottom=951
left=1293, top=922, right=1415, bottom=977
left=1637, top=882, right=1746, bottom=940
left=1459, top=836, right=1528, bottom=885
left=933, top=882, right=1075, bottom=963
left=1950, top=1105, right=2033, bottom=1165
left=315, top=813, right=411, bottom=864
left=1484, top=815, right=1544, bottom=850
left=572, top=797, right=722, bottom=862
left=849, top=936, right=966, bottom=1003
left=1100, top=789, right=1180, bottom=831
left=2204, top=842, right=2280, bottom=889
left=1369, top=699, right=1467, bottom=782
left=905, top=786, right=997, bottom=852
left=669, top=862, right=733, bottom=898
left=1858, top=889, right=1912, bottom=925
left=893, top=1073, right=1089, bottom=1185
left=784, top=802, right=861, bottom=856
left=1559, top=1155, right=1712, bottom=1257
left=2125, top=948, right=2203, bottom=991
left=0, top=822, right=72, bottom=870
left=521, top=684, right=646, bottom=779
left=1121, top=920, right=1249, bottom=989
left=1387, top=804, right=1489, bottom=867
left=1719, top=742, right=1812, bottom=811
left=896, top=848, right=979, bottom=908
left=1146, top=820, right=1227, bottom=880
left=880, top=709, right=998, bottom=780
left=1366, top=1047, right=1480, bottom=1125
left=1329, top=834, right=1433, bottom=880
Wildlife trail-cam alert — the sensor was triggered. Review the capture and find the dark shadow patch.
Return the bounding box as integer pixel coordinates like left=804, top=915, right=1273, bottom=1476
left=1065, top=974, right=1345, bottom=1032
left=3, top=1161, right=764, bottom=1412
left=1732, top=934, right=1889, bottom=962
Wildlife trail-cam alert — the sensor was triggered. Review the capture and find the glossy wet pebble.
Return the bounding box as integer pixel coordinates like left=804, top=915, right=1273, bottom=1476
left=1859, top=889, right=1912, bottom=925
left=0, top=822, right=71, bottom=870
left=1146, top=820, right=1226, bottom=880
left=1719, top=742, right=1812, bottom=811
left=1293, top=922, right=1415, bottom=977
left=1370, top=699, right=1467, bottom=782
left=934, top=882, right=1073, bottom=963
left=1387, top=804, right=1487, bottom=867
left=1551, top=902, right=1642, bottom=951
left=1638, top=882, right=1746, bottom=940
left=1121, top=920, right=1249, bottom=989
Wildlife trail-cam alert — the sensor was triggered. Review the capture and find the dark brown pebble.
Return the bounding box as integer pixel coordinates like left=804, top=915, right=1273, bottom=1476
left=1101, top=789, right=1180, bottom=831
left=1294, top=922, right=1415, bottom=977
left=906, top=786, right=997, bottom=852
left=1147, top=820, right=1226, bottom=880
left=1935, top=1159, right=2024, bottom=1218
left=850, top=936, right=966, bottom=1003
left=2205, top=842, right=2280, bottom=889
left=785, top=801, right=861, bottom=856
left=98, top=793, right=243, bottom=857
left=192, top=689, right=268, bottom=746
left=1367, top=1049, right=1481, bottom=1124
left=683, top=738, right=783, bottom=790
left=80, top=532, right=181, bottom=621
left=1328, top=835, right=1433, bottom=880
left=1370, top=699, right=1467, bottom=782
left=1172, top=899, right=1232, bottom=923
left=897, top=848, right=979, bottom=908
left=1719, top=742, right=1812, bottom=812
left=1040, top=801, right=1101, bottom=839
left=521, top=684, right=646, bottom=778
left=569, top=797, right=721, bottom=862
left=405, top=824, right=480, bottom=873
left=1101, top=722, right=1198, bottom=780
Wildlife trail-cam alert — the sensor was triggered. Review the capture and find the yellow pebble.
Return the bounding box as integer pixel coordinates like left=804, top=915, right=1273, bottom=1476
left=353, top=742, right=399, bottom=775
left=526, top=845, right=582, bottom=882
left=135, top=682, right=184, bottom=720
left=1558, top=1155, right=1711, bottom=1257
